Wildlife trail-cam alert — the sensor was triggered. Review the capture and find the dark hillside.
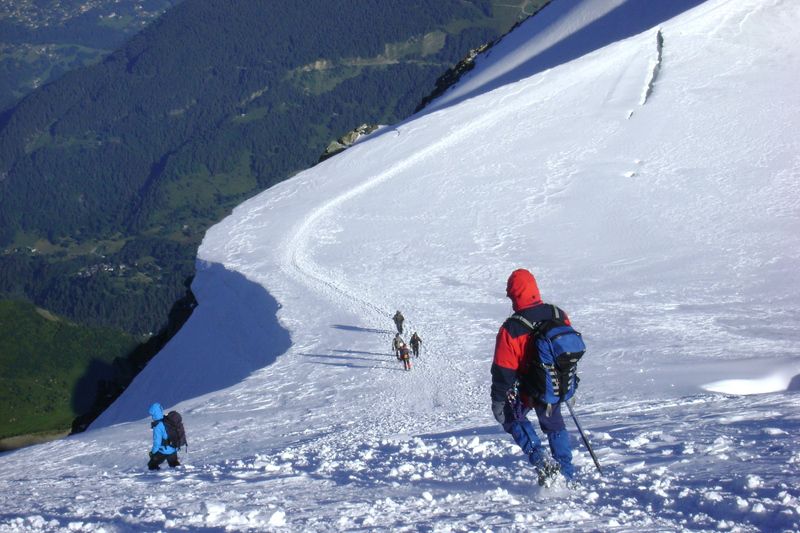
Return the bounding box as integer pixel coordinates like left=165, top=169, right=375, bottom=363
left=0, top=300, right=137, bottom=440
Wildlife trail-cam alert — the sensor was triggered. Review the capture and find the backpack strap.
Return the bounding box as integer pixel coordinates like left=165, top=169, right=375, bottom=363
left=510, top=304, right=559, bottom=333
left=510, top=313, right=535, bottom=330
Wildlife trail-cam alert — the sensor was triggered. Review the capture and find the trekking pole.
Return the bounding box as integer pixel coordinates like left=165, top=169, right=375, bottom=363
left=566, top=401, right=602, bottom=475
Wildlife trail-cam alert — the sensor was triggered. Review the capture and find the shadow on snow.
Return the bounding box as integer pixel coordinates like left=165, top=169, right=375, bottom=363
left=299, top=352, right=403, bottom=372
left=331, top=324, right=394, bottom=334
left=90, top=262, right=292, bottom=428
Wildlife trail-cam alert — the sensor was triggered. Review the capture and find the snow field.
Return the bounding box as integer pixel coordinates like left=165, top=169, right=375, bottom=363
left=2, top=389, right=797, bottom=531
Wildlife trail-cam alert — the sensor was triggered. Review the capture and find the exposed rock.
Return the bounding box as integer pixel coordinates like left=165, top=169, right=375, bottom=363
left=414, top=43, right=490, bottom=113
left=319, top=123, right=380, bottom=161
left=414, top=2, right=551, bottom=113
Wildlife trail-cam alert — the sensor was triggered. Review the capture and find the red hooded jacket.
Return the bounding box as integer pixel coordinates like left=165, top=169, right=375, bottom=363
left=491, top=269, right=570, bottom=407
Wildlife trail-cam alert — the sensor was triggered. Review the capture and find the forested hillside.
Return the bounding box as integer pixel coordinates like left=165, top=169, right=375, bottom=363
left=0, top=0, right=546, bottom=440
left=0, top=0, right=179, bottom=111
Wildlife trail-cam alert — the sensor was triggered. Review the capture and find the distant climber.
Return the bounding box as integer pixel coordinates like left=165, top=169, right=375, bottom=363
left=409, top=332, right=422, bottom=357
left=393, top=310, right=404, bottom=334
left=398, top=343, right=412, bottom=371
left=147, top=402, right=181, bottom=471
left=393, top=333, right=406, bottom=357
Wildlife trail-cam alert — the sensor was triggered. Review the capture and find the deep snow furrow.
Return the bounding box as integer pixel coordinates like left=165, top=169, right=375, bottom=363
left=639, top=28, right=664, bottom=107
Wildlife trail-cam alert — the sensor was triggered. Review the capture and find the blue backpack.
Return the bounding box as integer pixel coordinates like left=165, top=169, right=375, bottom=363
left=512, top=305, right=586, bottom=407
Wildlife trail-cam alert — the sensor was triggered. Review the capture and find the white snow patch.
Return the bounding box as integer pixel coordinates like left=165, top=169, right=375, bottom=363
left=268, top=510, right=286, bottom=527
left=746, top=475, right=764, bottom=490
left=626, top=435, right=651, bottom=448
left=703, top=371, right=795, bottom=395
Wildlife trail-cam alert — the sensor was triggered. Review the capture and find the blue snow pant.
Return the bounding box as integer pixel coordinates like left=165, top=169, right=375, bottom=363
left=504, top=401, right=574, bottom=479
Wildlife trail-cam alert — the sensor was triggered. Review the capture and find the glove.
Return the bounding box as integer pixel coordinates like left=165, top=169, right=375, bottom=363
left=149, top=451, right=155, bottom=458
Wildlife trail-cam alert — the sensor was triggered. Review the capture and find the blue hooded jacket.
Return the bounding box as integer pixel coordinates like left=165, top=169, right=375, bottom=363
left=149, top=402, right=177, bottom=455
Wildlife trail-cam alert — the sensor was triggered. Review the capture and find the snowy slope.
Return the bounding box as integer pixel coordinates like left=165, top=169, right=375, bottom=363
left=2, top=0, right=800, bottom=531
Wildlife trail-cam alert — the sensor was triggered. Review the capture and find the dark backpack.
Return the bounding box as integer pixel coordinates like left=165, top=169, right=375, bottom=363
left=512, top=305, right=586, bottom=407
left=162, top=410, right=188, bottom=450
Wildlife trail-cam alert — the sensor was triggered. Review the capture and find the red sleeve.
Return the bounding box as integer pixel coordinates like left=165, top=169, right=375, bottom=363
left=493, top=326, right=523, bottom=370
left=491, top=325, right=525, bottom=404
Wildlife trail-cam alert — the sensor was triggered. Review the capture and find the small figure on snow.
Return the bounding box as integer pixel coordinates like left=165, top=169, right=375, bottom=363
left=491, top=269, right=576, bottom=485
left=409, top=332, right=422, bottom=357
left=392, top=333, right=406, bottom=357
left=393, top=310, right=405, bottom=335
left=398, top=343, right=412, bottom=371
left=147, top=402, right=180, bottom=471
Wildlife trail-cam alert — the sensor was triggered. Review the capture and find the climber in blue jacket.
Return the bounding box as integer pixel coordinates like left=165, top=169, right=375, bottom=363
left=147, top=402, right=180, bottom=470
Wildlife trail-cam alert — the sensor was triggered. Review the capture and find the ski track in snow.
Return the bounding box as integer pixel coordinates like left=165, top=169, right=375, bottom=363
left=269, top=75, right=573, bottom=441
left=3, top=0, right=800, bottom=531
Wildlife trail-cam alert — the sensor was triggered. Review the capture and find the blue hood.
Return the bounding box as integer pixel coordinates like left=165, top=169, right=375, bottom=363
left=149, top=402, right=164, bottom=421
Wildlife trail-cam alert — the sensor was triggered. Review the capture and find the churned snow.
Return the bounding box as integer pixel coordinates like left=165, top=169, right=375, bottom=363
left=2, top=0, right=799, bottom=531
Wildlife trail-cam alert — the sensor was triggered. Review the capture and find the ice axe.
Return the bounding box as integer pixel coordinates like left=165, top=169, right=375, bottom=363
left=566, top=400, right=602, bottom=475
